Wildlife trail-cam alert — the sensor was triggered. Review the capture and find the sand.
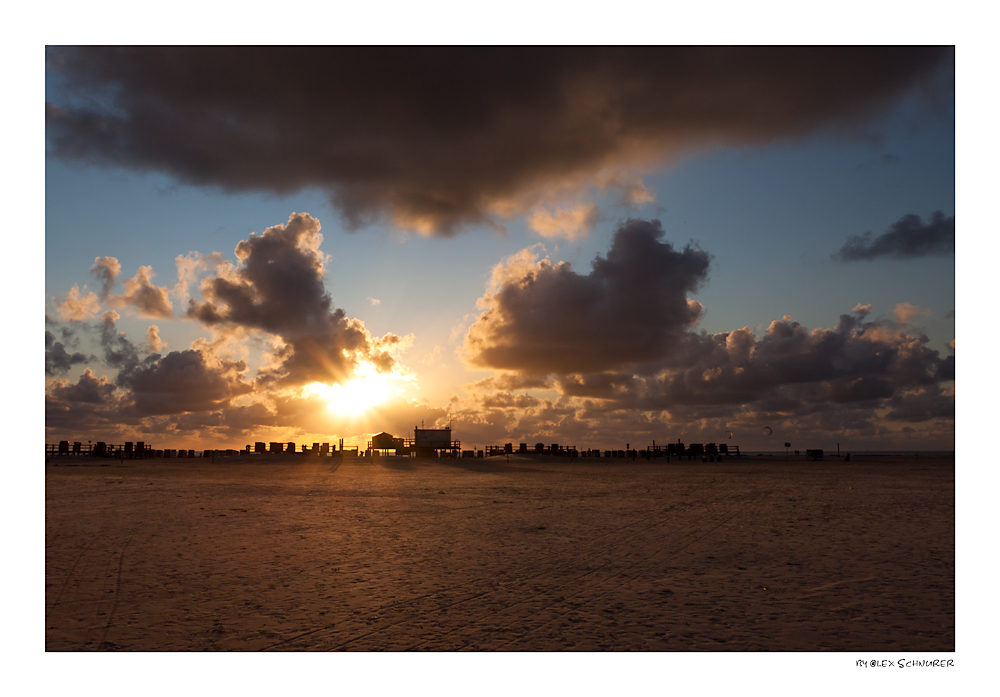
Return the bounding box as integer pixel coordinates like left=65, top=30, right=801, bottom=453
left=44, top=453, right=954, bottom=651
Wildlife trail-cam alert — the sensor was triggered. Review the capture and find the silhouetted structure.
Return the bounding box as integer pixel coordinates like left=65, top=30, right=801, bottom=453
left=413, top=426, right=460, bottom=457
left=369, top=431, right=406, bottom=456
left=44, top=429, right=768, bottom=464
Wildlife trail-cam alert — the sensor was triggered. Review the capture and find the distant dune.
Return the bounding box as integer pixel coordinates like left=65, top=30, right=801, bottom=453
left=45, top=454, right=954, bottom=651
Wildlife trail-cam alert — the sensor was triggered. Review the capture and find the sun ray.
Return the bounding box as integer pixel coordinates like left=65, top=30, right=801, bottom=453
left=302, top=361, right=406, bottom=416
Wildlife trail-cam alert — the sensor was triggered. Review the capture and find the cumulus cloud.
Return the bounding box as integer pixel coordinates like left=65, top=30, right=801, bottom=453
left=90, top=256, right=120, bottom=299
left=186, top=212, right=399, bottom=386
left=98, top=310, right=143, bottom=377
left=528, top=203, right=599, bottom=240
left=173, top=251, right=226, bottom=304
left=456, top=223, right=953, bottom=446
left=85, top=311, right=253, bottom=417
left=464, top=219, right=710, bottom=375
left=601, top=174, right=655, bottom=208
left=55, top=284, right=101, bottom=321
left=852, top=303, right=873, bottom=318
left=893, top=302, right=933, bottom=324
left=368, top=297, right=381, bottom=306
left=116, top=265, right=173, bottom=318
left=45, top=368, right=127, bottom=437
left=145, top=325, right=167, bottom=352
left=45, top=222, right=420, bottom=445
left=619, top=310, right=952, bottom=415
left=460, top=306, right=954, bottom=447
left=49, top=367, right=116, bottom=404
left=45, top=329, right=90, bottom=376
left=46, top=46, right=951, bottom=236
left=834, top=211, right=955, bottom=261
left=124, top=349, right=252, bottom=416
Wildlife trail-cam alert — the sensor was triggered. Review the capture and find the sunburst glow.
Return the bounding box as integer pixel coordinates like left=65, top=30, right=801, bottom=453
left=303, top=362, right=400, bottom=416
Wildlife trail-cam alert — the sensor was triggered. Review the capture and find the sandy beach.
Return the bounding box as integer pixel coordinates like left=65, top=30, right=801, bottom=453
left=45, top=453, right=954, bottom=651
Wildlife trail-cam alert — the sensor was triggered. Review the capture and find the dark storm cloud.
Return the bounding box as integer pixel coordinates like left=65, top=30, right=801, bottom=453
left=884, top=385, right=955, bottom=422
left=49, top=368, right=116, bottom=404
left=46, top=46, right=951, bottom=236
left=934, top=354, right=955, bottom=382
left=834, top=211, right=955, bottom=261
left=216, top=402, right=277, bottom=434
left=553, top=311, right=953, bottom=428
left=464, top=218, right=710, bottom=375
left=463, top=222, right=953, bottom=432
left=45, top=327, right=91, bottom=376
left=557, top=373, right=639, bottom=400
left=45, top=392, right=116, bottom=435
left=124, top=349, right=252, bottom=416
left=479, top=392, right=541, bottom=410
left=91, top=311, right=251, bottom=415
left=187, top=212, right=394, bottom=386
left=44, top=366, right=130, bottom=436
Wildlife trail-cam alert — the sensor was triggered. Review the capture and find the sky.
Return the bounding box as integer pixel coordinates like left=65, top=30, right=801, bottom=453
left=43, top=46, right=956, bottom=452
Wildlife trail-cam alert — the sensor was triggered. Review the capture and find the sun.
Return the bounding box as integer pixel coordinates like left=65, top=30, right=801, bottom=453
left=302, top=363, right=397, bottom=416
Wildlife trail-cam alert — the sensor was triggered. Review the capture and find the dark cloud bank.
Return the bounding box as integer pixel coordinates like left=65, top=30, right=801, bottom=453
left=46, top=46, right=951, bottom=236
left=835, top=210, right=955, bottom=261
left=461, top=219, right=954, bottom=446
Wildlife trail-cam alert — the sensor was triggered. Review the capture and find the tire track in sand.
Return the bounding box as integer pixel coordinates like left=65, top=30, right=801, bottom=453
left=98, top=528, right=135, bottom=649
left=50, top=535, right=100, bottom=610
